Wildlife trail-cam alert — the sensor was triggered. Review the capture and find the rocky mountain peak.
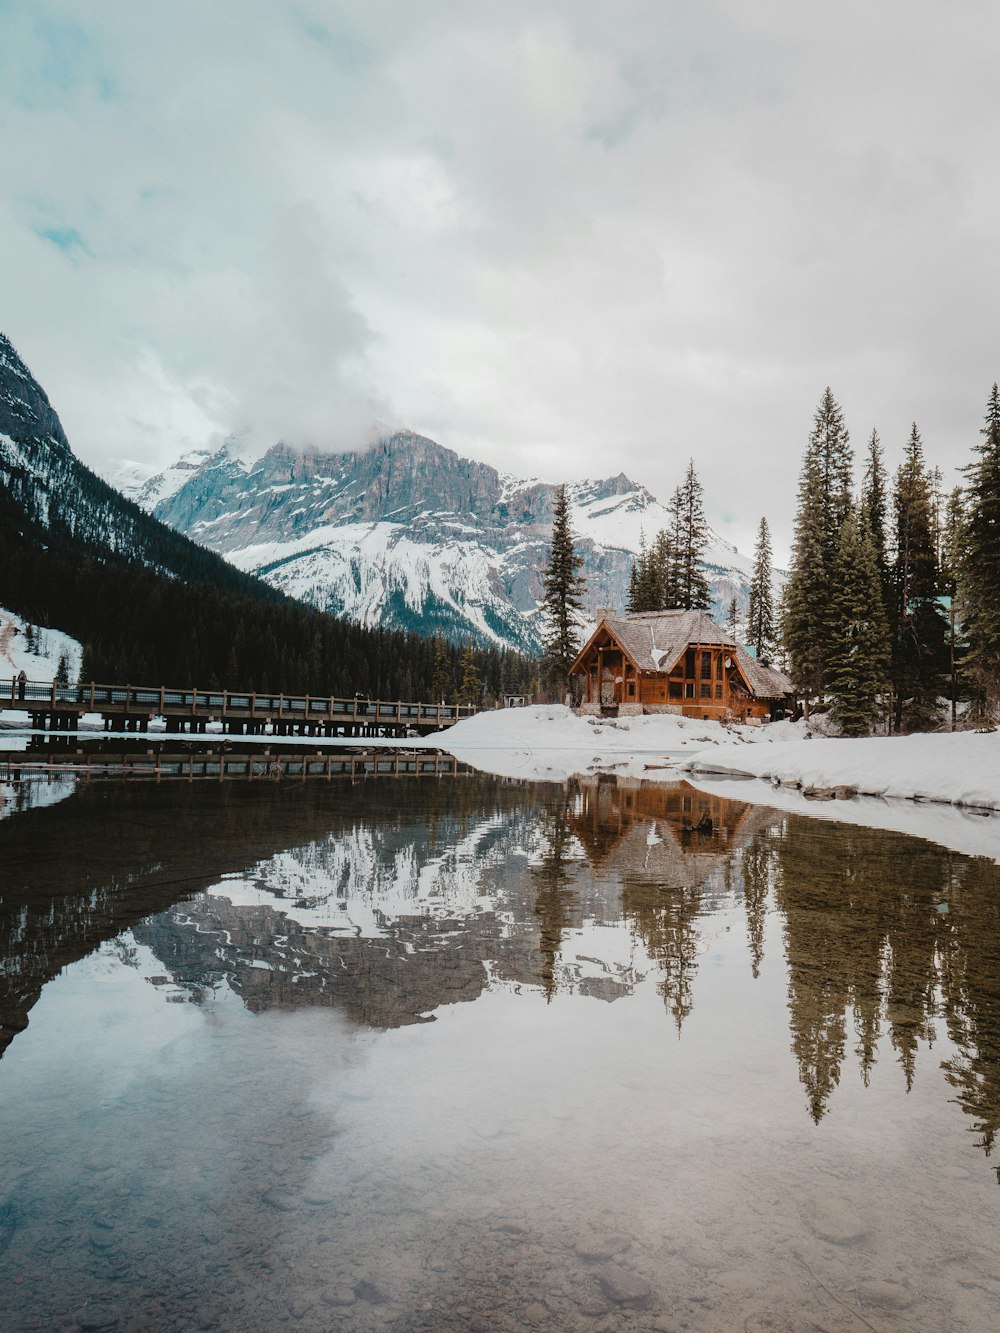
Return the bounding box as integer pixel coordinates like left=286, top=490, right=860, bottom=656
left=112, top=429, right=770, bottom=652
left=0, top=333, right=72, bottom=454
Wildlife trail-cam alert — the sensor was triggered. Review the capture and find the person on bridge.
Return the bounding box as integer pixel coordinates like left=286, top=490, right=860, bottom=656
left=16, top=669, right=26, bottom=701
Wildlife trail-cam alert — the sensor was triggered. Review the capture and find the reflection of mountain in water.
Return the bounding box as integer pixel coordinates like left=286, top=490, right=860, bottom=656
left=131, top=783, right=639, bottom=1025
left=3, top=771, right=1000, bottom=1175
left=0, top=776, right=539, bottom=1053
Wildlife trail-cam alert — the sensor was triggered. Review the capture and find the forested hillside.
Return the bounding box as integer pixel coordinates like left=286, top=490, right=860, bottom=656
left=0, top=334, right=534, bottom=700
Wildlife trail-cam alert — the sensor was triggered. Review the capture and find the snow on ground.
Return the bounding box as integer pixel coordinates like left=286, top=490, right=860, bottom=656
left=0, top=606, right=82, bottom=682
left=685, top=728, right=1000, bottom=812
left=435, top=706, right=1000, bottom=814
left=428, top=705, right=727, bottom=782
left=434, top=707, right=1000, bottom=859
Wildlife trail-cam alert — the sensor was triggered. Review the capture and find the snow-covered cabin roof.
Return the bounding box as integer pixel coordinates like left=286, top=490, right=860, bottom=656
left=572, top=609, right=793, bottom=700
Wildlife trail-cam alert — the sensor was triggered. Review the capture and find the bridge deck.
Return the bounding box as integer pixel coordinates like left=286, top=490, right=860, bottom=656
left=0, top=678, right=476, bottom=736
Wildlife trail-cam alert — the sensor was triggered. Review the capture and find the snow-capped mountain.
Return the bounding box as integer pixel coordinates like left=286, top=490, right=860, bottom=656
left=114, top=432, right=765, bottom=652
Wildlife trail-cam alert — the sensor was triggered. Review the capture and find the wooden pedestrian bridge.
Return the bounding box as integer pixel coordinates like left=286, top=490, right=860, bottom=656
left=0, top=677, right=477, bottom=738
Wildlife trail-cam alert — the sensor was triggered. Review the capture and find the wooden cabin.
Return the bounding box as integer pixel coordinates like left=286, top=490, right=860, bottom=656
left=569, top=609, right=793, bottom=722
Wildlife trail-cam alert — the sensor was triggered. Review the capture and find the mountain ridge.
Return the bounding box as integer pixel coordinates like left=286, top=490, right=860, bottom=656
left=0, top=331, right=533, bottom=697
left=115, top=432, right=765, bottom=651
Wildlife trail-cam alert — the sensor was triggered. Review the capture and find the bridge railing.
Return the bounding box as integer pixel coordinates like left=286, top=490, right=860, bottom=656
left=0, top=678, right=477, bottom=723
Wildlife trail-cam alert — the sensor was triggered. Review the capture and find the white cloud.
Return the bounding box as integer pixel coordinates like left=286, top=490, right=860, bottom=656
left=2, top=0, right=999, bottom=561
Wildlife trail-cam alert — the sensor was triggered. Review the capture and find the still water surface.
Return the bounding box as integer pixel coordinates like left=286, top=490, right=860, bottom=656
left=1, top=773, right=999, bottom=1331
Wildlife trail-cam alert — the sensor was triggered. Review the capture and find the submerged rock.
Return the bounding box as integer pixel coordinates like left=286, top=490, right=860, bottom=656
left=595, top=1267, right=652, bottom=1305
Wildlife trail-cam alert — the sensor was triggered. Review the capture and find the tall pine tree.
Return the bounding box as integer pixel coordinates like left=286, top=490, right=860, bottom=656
left=725, top=596, right=740, bottom=641
left=459, top=639, right=482, bottom=705
left=674, top=460, right=710, bottom=610
left=860, top=428, right=891, bottom=602
left=827, top=506, right=891, bottom=736
left=541, top=484, right=586, bottom=695
left=783, top=388, right=854, bottom=711
left=941, top=485, right=966, bottom=728
left=959, top=384, right=1000, bottom=709
left=747, top=516, right=775, bottom=659
left=430, top=629, right=450, bottom=702
left=890, top=423, right=947, bottom=730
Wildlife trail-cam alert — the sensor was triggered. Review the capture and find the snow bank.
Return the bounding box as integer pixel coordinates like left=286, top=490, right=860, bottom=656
left=436, top=707, right=1000, bottom=857
left=439, top=706, right=1000, bottom=817
left=685, top=729, right=1000, bottom=813
left=686, top=773, right=1000, bottom=862
left=433, top=705, right=772, bottom=782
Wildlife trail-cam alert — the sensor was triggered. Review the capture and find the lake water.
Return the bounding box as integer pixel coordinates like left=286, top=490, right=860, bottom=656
left=1, top=772, right=999, bottom=1331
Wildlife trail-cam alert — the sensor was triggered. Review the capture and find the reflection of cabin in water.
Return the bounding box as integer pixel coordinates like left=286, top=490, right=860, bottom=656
left=570, top=609, right=793, bottom=721
left=569, top=776, right=770, bottom=889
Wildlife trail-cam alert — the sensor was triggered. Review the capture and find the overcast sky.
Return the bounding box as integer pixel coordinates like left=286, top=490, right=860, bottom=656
left=3, top=0, right=999, bottom=561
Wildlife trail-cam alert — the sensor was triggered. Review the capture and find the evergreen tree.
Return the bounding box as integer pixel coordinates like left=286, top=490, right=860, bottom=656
left=860, top=429, right=890, bottom=599
left=628, top=525, right=680, bottom=613
left=674, top=461, right=711, bottom=610
left=627, top=533, right=656, bottom=612
left=651, top=528, right=675, bottom=607
left=747, top=516, right=775, bottom=658
left=430, top=629, right=450, bottom=702
left=827, top=507, right=891, bottom=736
left=459, top=639, right=482, bottom=705
left=626, top=546, right=642, bottom=613
left=540, top=483, right=586, bottom=694
left=959, top=383, right=1000, bottom=709
left=890, top=423, right=947, bottom=730
left=725, top=595, right=739, bottom=641
left=941, top=486, right=966, bottom=729
left=783, top=388, right=854, bottom=710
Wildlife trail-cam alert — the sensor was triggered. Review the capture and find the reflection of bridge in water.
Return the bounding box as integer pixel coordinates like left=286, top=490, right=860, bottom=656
left=0, top=676, right=475, bottom=737
left=0, top=747, right=468, bottom=784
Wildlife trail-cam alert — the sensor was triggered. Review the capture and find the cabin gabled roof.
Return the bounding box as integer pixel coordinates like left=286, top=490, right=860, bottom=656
left=570, top=609, right=793, bottom=700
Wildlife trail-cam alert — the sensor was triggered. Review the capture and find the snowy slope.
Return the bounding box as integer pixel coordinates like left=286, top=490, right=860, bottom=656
left=111, top=433, right=779, bottom=652
left=112, top=447, right=220, bottom=513
left=0, top=606, right=82, bottom=683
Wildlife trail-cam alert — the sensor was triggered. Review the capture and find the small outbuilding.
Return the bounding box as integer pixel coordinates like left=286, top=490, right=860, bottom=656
left=569, top=609, right=793, bottom=722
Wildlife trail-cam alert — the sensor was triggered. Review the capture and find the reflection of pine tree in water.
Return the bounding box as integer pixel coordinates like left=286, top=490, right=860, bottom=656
left=735, top=833, right=778, bottom=980
left=772, top=816, right=1000, bottom=1171
left=938, top=857, right=1000, bottom=1181
left=530, top=802, right=579, bottom=1001
left=883, top=883, right=943, bottom=1092
left=621, top=876, right=703, bottom=1031
left=774, top=821, right=946, bottom=1121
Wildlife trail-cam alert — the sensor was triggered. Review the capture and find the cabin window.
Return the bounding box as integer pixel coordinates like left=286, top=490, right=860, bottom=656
left=669, top=680, right=682, bottom=699
left=627, top=681, right=635, bottom=698
left=715, top=684, right=723, bottom=699
left=684, top=682, right=694, bottom=698
left=701, top=653, right=712, bottom=679
left=700, top=683, right=711, bottom=698
left=685, top=648, right=696, bottom=676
